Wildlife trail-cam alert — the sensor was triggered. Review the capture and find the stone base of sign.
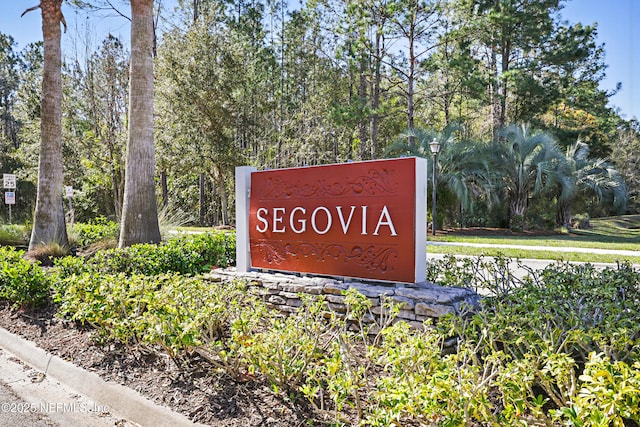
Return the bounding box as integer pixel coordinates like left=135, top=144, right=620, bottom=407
left=205, top=267, right=480, bottom=333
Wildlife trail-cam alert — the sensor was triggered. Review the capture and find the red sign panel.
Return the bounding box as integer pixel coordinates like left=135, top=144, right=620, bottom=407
left=249, top=158, right=421, bottom=282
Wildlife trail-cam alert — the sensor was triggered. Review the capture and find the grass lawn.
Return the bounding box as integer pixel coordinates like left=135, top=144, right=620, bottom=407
left=429, top=215, right=640, bottom=264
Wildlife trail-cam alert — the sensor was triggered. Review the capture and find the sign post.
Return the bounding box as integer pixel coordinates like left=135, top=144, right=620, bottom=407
left=4, top=191, right=15, bottom=223
left=65, top=186, right=74, bottom=226
left=237, top=157, right=427, bottom=283
left=3, top=174, right=16, bottom=224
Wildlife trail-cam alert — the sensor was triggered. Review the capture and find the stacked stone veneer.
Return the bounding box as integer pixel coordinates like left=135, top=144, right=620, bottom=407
left=206, top=268, right=480, bottom=328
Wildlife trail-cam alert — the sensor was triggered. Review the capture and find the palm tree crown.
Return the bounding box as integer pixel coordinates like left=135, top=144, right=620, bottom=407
left=489, top=124, right=563, bottom=231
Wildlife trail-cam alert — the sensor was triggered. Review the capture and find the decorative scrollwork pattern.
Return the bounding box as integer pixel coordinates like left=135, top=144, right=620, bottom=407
left=253, top=241, right=397, bottom=273
left=261, top=168, right=397, bottom=199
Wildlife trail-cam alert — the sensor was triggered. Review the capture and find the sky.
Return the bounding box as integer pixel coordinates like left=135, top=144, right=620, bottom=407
left=0, top=0, right=638, bottom=121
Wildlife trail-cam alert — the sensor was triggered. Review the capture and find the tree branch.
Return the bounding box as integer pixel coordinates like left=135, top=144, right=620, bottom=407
left=21, top=3, right=41, bottom=17
left=22, top=2, right=67, bottom=33
left=61, top=13, right=68, bottom=33
left=105, top=0, right=131, bottom=22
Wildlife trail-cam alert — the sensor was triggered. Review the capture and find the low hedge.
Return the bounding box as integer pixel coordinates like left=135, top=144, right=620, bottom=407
left=52, top=255, right=640, bottom=426
left=0, top=246, right=50, bottom=307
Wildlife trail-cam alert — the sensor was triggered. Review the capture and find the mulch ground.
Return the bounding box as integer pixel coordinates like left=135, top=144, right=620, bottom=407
left=0, top=302, right=319, bottom=427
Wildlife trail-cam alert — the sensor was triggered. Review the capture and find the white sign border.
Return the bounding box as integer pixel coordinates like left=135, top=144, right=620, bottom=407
left=235, top=158, right=428, bottom=284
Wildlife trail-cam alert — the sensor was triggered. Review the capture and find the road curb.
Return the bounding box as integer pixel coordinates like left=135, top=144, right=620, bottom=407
left=0, top=327, right=205, bottom=427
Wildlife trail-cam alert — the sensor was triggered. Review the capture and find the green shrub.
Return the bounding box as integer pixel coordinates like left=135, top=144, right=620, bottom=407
left=49, top=251, right=640, bottom=426
left=245, top=296, right=328, bottom=393
left=71, top=217, right=120, bottom=247
left=52, top=255, right=88, bottom=279
left=141, top=276, right=262, bottom=360
left=438, top=261, right=640, bottom=426
left=0, top=224, right=27, bottom=246
left=475, top=262, right=640, bottom=363
left=56, top=271, right=260, bottom=357
left=55, top=231, right=236, bottom=278
left=0, top=246, right=50, bottom=307
left=558, top=353, right=640, bottom=425
left=426, top=253, right=527, bottom=296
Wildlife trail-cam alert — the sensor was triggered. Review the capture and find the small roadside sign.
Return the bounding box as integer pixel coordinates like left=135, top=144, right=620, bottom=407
left=5, top=191, right=15, bottom=205
left=65, top=186, right=73, bottom=198
left=3, top=173, right=16, bottom=189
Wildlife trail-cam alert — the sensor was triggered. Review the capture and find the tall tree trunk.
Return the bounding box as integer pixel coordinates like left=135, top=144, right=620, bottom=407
left=358, top=52, right=368, bottom=160
left=370, top=58, right=380, bottom=159
left=406, top=11, right=416, bottom=148
left=498, top=41, right=511, bottom=129
left=199, top=172, right=206, bottom=225
left=407, top=66, right=415, bottom=147
left=212, top=168, right=229, bottom=225
left=160, top=170, right=168, bottom=208
left=556, top=201, right=572, bottom=230
left=119, top=0, right=161, bottom=246
left=369, top=26, right=385, bottom=160
left=219, top=180, right=229, bottom=225
left=489, top=46, right=500, bottom=137
left=29, top=0, right=69, bottom=250
left=509, top=195, right=527, bottom=231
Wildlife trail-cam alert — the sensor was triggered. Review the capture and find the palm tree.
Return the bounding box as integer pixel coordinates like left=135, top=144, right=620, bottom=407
left=385, top=126, right=495, bottom=223
left=119, top=0, right=161, bottom=246
left=489, top=124, right=563, bottom=231
left=24, top=0, right=69, bottom=250
left=556, top=141, right=627, bottom=229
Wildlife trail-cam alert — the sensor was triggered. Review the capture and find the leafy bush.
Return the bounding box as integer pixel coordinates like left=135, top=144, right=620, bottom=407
left=426, top=253, right=529, bottom=296
left=245, top=296, right=328, bottom=393
left=71, top=216, right=120, bottom=247
left=563, top=353, right=640, bottom=425
left=0, top=224, right=27, bottom=246
left=50, top=250, right=640, bottom=426
left=475, top=261, right=640, bottom=363
left=57, top=272, right=154, bottom=344
left=0, top=246, right=50, bottom=307
left=141, top=276, right=261, bottom=360
left=55, top=231, right=235, bottom=277
left=438, top=260, right=640, bottom=426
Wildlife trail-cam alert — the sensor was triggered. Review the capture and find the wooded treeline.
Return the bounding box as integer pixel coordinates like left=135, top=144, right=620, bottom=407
left=1, top=0, right=639, bottom=231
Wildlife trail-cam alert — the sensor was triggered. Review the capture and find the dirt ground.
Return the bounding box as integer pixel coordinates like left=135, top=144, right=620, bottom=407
left=0, top=302, right=319, bottom=427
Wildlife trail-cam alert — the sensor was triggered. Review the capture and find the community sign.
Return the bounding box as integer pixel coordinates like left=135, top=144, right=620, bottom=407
left=236, top=157, right=427, bottom=283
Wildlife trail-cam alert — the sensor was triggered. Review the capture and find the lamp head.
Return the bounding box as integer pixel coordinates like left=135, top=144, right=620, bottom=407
left=429, top=139, right=441, bottom=155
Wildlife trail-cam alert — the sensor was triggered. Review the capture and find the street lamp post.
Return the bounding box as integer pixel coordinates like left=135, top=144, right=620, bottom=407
left=429, top=139, right=441, bottom=236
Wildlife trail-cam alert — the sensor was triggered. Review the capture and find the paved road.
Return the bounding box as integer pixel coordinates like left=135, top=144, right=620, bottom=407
left=0, top=380, right=58, bottom=427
